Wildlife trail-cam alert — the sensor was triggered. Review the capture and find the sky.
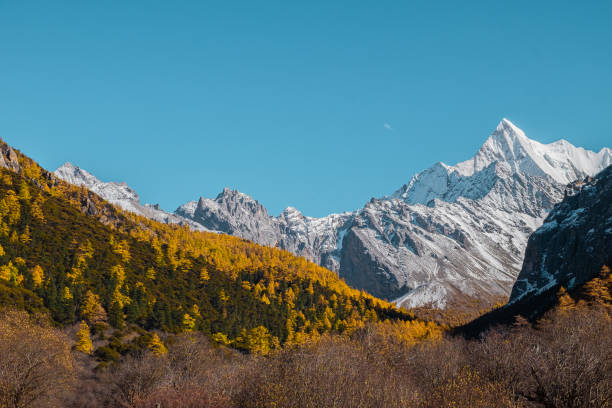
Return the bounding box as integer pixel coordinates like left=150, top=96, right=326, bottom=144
left=1, top=1, right=611, bottom=217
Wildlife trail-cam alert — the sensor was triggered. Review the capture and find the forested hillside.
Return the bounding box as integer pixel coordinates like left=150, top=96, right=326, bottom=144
left=2, top=265, right=609, bottom=407
left=0, top=139, right=436, bottom=354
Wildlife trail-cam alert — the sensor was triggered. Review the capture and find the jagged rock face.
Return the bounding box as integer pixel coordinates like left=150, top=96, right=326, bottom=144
left=55, top=119, right=612, bottom=309
left=54, top=163, right=205, bottom=230
left=510, top=165, right=612, bottom=302
left=0, top=140, right=21, bottom=172
left=339, top=227, right=402, bottom=298
left=276, top=207, right=352, bottom=271
left=176, top=192, right=353, bottom=270
left=191, top=188, right=279, bottom=247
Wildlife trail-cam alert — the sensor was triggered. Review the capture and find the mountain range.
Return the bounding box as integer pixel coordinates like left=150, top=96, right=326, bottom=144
left=54, top=119, right=612, bottom=310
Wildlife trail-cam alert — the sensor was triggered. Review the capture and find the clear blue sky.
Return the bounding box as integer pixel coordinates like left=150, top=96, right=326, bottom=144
left=1, top=1, right=611, bottom=217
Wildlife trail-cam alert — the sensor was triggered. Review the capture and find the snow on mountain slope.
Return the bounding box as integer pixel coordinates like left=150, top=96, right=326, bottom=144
left=362, top=119, right=611, bottom=307
left=176, top=200, right=198, bottom=218
left=455, top=119, right=611, bottom=183
left=393, top=119, right=612, bottom=204
left=54, top=163, right=205, bottom=230
left=350, top=174, right=552, bottom=307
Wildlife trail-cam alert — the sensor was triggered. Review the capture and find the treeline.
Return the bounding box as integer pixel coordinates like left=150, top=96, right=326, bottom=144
left=0, top=140, right=434, bottom=354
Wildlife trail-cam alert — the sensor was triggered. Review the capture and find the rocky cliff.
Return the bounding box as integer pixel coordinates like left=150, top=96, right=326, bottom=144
left=510, top=165, right=612, bottom=302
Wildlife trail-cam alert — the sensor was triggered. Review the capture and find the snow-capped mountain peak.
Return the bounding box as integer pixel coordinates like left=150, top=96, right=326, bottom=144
left=461, top=118, right=532, bottom=176
left=55, top=162, right=100, bottom=187
left=497, top=117, right=521, bottom=132
left=461, top=118, right=612, bottom=184
left=393, top=119, right=612, bottom=205
left=280, top=206, right=304, bottom=222
left=55, top=162, right=139, bottom=202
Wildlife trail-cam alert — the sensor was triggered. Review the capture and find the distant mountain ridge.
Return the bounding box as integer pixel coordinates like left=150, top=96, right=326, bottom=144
left=54, top=119, right=612, bottom=309
left=54, top=163, right=205, bottom=230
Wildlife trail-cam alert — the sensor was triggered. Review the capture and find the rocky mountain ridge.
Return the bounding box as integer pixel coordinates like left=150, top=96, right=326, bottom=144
left=175, top=189, right=353, bottom=272
left=54, top=163, right=205, bottom=230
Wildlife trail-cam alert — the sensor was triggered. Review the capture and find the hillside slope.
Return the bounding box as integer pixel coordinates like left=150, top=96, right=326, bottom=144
left=0, top=138, right=426, bottom=352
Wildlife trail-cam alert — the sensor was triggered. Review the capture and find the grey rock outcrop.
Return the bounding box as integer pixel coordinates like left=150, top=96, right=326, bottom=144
left=176, top=191, right=353, bottom=271
left=0, top=140, right=21, bottom=172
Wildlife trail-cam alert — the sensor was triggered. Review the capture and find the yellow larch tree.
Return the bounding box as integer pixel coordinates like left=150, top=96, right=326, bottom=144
left=74, top=321, right=93, bottom=354
left=30, top=199, right=45, bottom=222
left=30, top=265, right=44, bottom=287
left=0, top=262, right=19, bottom=283
left=146, top=267, right=156, bottom=280
left=582, top=266, right=612, bottom=305
left=19, top=226, right=31, bottom=245
left=183, top=313, right=196, bottom=332
left=556, top=287, right=575, bottom=311
left=199, top=267, right=210, bottom=282
left=81, top=290, right=108, bottom=324
left=148, top=333, right=168, bottom=355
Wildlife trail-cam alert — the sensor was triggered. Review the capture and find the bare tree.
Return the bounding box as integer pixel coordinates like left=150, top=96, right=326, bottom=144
left=0, top=309, right=75, bottom=408
left=521, top=307, right=612, bottom=407
left=105, top=352, right=169, bottom=408
left=234, top=335, right=419, bottom=408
